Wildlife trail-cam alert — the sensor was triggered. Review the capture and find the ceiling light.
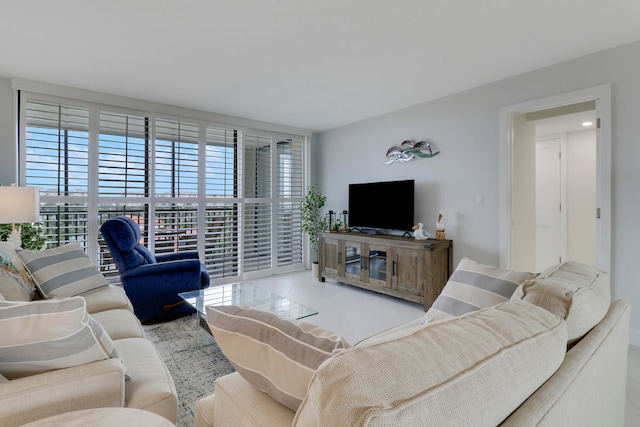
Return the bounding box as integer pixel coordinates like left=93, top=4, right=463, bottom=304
left=582, top=121, right=593, bottom=127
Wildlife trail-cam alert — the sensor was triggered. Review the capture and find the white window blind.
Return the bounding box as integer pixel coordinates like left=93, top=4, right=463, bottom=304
left=205, top=126, right=240, bottom=278
left=24, top=100, right=92, bottom=251
left=276, top=139, right=304, bottom=267
left=242, top=133, right=305, bottom=273
left=205, top=202, right=240, bottom=279
left=25, top=100, right=90, bottom=196
left=19, top=92, right=307, bottom=282
left=99, top=111, right=149, bottom=197
left=155, top=119, right=199, bottom=198
left=243, top=133, right=273, bottom=272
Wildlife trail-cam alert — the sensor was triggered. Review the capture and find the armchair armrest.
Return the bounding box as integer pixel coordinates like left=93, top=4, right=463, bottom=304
left=0, top=359, right=125, bottom=427
left=155, top=251, right=200, bottom=263
left=121, top=259, right=203, bottom=280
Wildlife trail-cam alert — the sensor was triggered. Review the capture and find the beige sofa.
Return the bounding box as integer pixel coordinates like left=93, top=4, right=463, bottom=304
left=0, top=243, right=178, bottom=426
left=195, top=260, right=631, bottom=426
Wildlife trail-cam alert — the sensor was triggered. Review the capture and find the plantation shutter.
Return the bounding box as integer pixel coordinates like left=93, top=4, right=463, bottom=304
left=19, top=90, right=307, bottom=281
left=276, top=138, right=304, bottom=267
left=97, top=110, right=151, bottom=275
left=154, top=119, right=200, bottom=255
left=243, top=133, right=272, bottom=272
left=98, top=111, right=150, bottom=198
left=24, top=99, right=91, bottom=248
left=242, top=132, right=305, bottom=274
left=205, top=125, right=240, bottom=279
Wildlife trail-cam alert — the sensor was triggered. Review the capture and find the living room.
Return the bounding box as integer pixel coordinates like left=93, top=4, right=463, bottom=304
left=1, top=1, right=639, bottom=426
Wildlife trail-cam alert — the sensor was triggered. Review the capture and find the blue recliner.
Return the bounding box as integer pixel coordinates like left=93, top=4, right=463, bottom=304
left=100, top=216, right=210, bottom=322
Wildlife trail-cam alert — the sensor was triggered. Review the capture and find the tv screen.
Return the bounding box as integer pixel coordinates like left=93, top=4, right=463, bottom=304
left=348, top=179, right=414, bottom=232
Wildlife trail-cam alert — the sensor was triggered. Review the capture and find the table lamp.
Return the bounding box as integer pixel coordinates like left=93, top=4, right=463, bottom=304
left=0, top=185, right=40, bottom=247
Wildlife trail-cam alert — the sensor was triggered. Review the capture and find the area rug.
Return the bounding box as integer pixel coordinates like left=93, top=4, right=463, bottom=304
left=143, top=315, right=235, bottom=427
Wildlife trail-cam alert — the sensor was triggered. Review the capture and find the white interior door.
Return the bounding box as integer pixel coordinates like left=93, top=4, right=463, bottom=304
left=536, top=138, right=563, bottom=272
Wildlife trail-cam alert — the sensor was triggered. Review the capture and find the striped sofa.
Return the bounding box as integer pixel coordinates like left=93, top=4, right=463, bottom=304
left=0, top=242, right=178, bottom=426
left=195, top=260, right=630, bottom=427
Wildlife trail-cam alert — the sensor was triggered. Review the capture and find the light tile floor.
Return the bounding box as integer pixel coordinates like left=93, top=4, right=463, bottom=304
left=250, top=270, right=640, bottom=425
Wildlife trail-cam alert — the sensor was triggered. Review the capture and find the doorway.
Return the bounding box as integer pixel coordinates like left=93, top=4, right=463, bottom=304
left=499, top=85, right=611, bottom=273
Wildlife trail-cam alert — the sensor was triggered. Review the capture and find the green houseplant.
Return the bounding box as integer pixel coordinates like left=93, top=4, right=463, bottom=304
left=0, top=222, right=46, bottom=250
left=301, top=184, right=326, bottom=267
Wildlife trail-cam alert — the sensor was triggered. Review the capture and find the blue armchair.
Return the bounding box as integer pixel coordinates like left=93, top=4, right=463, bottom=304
left=100, top=216, right=210, bottom=322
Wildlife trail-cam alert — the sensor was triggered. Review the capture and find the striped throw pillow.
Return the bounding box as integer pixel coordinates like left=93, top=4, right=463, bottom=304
left=425, top=258, right=536, bottom=323
left=0, top=297, right=124, bottom=379
left=206, top=306, right=350, bottom=411
left=18, top=243, right=108, bottom=298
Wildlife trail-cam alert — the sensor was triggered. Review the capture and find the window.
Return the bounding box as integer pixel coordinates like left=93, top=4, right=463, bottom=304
left=241, top=133, right=304, bottom=273
left=20, top=93, right=307, bottom=282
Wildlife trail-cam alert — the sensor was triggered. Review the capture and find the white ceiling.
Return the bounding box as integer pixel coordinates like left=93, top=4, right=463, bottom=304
left=1, top=1, right=639, bottom=132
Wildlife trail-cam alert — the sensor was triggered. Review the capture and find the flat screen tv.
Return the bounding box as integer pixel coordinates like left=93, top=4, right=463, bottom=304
left=348, top=179, right=414, bottom=232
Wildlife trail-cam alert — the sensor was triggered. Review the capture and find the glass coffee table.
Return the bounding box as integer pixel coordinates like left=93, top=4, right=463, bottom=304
left=179, top=282, right=318, bottom=331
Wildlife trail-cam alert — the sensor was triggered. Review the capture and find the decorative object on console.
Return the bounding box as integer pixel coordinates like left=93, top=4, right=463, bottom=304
left=0, top=184, right=40, bottom=248
left=385, top=140, right=440, bottom=164
left=340, top=210, right=349, bottom=232
left=325, top=210, right=337, bottom=232
left=412, top=222, right=431, bottom=240
left=436, top=211, right=445, bottom=240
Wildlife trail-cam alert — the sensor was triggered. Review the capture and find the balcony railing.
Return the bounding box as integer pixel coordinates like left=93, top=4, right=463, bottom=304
left=39, top=204, right=240, bottom=282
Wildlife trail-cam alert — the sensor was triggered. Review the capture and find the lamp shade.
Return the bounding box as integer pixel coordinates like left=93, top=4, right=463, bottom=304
left=0, top=186, right=40, bottom=224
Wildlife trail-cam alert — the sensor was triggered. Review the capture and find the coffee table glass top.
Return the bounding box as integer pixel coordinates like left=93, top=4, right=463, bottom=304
left=179, top=282, right=318, bottom=321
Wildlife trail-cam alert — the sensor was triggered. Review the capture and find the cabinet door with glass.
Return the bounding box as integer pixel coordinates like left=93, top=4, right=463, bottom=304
left=344, top=241, right=363, bottom=281
left=391, top=247, right=424, bottom=296
left=366, top=243, right=389, bottom=287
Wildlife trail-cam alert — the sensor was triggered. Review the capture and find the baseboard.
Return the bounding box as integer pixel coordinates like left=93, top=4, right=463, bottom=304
left=629, top=327, right=640, bottom=348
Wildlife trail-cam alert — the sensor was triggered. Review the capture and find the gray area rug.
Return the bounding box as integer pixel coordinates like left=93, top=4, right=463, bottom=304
left=143, top=316, right=235, bottom=427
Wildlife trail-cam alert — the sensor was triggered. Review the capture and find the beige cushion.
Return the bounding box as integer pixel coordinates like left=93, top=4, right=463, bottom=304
left=91, top=309, right=144, bottom=340
left=18, top=243, right=109, bottom=298
left=0, top=297, right=121, bottom=379
left=114, top=338, right=178, bottom=423
left=82, top=285, right=133, bottom=314
left=511, top=260, right=611, bottom=344
left=425, top=257, right=536, bottom=322
left=206, top=306, right=350, bottom=411
left=209, top=372, right=296, bottom=427
left=0, top=242, right=37, bottom=299
left=294, top=300, right=567, bottom=426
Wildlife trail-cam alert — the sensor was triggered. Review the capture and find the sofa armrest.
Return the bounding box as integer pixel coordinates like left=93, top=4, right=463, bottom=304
left=0, top=359, right=125, bottom=427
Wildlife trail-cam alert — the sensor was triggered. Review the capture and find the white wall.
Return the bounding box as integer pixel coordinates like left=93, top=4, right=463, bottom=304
left=0, top=78, right=16, bottom=185
left=316, top=41, right=640, bottom=346
left=566, top=129, right=596, bottom=265
left=511, top=114, right=536, bottom=272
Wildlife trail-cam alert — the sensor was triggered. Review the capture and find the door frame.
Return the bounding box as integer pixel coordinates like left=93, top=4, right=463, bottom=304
left=498, top=84, right=611, bottom=272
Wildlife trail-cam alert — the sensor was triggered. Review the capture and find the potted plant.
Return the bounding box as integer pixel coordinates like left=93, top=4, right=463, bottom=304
left=0, top=222, right=46, bottom=250
left=301, top=184, right=326, bottom=276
